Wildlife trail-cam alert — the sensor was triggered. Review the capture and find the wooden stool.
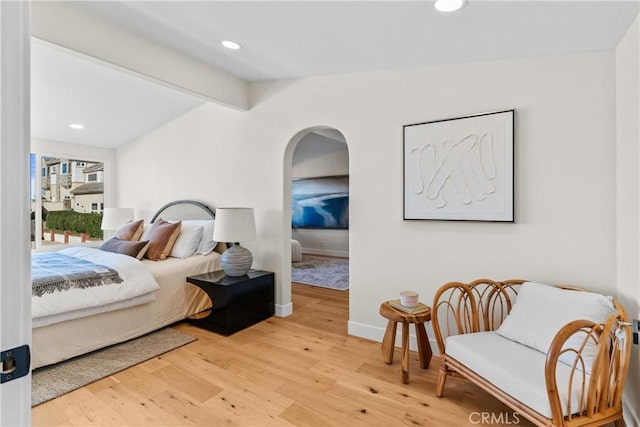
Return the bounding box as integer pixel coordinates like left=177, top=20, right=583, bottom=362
left=379, top=301, right=433, bottom=384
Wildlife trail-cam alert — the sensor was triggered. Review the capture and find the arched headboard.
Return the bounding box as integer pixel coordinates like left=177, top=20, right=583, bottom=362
left=150, top=200, right=215, bottom=223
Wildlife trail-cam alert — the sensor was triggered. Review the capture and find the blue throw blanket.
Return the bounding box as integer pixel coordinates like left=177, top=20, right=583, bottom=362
left=32, top=252, right=123, bottom=297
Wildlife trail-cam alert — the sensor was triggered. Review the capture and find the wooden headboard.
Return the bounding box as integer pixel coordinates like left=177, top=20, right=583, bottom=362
left=150, top=200, right=215, bottom=223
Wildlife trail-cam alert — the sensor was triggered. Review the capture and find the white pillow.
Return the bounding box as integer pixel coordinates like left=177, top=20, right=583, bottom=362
left=140, top=223, right=151, bottom=241
left=190, top=220, right=217, bottom=255
left=169, top=222, right=203, bottom=259
left=496, top=282, right=616, bottom=373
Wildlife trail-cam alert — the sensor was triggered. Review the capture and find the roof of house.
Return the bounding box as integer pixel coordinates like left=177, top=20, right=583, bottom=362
left=44, top=158, right=99, bottom=168
left=70, top=182, right=104, bottom=195
left=83, top=163, right=104, bottom=173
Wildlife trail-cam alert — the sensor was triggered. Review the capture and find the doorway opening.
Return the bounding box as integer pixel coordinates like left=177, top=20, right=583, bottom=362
left=284, top=127, right=350, bottom=327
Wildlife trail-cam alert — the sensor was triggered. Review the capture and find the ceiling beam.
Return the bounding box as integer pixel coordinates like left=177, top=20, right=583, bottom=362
left=31, top=1, right=248, bottom=111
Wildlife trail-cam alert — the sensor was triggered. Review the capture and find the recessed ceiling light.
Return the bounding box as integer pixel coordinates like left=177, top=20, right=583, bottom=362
left=434, top=0, right=466, bottom=12
left=222, top=40, right=242, bottom=50
left=69, top=123, right=84, bottom=130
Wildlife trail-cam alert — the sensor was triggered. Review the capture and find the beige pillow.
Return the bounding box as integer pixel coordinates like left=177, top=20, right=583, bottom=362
left=144, top=219, right=182, bottom=261
left=113, top=219, right=144, bottom=241
left=100, top=238, right=149, bottom=260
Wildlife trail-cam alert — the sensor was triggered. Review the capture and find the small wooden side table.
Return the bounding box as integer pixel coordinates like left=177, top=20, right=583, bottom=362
left=379, top=301, right=433, bottom=384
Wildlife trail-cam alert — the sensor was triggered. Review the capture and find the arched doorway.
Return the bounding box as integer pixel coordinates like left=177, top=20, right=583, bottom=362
left=283, top=127, right=350, bottom=318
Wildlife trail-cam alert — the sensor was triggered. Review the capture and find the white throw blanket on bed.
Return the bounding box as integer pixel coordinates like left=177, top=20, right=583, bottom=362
left=32, top=247, right=160, bottom=328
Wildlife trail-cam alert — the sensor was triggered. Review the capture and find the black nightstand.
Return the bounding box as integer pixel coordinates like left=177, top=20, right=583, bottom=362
left=186, top=269, right=274, bottom=335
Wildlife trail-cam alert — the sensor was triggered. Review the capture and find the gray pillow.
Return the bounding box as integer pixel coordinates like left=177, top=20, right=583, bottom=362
left=100, top=237, right=149, bottom=259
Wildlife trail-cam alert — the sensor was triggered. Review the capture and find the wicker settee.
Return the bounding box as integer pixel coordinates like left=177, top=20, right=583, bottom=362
left=432, top=279, right=631, bottom=427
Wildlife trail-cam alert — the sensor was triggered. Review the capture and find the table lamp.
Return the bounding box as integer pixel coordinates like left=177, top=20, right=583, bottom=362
left=212, top=207, right=257, bottom=276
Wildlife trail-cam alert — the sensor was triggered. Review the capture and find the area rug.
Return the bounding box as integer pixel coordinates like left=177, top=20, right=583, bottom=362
left=32, top=328, right=196, bottom=406
left=292, top=255, right=349, bottom=291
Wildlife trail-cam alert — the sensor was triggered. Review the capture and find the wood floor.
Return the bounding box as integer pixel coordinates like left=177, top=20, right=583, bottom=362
left=33, top=283, right=533, bottom=427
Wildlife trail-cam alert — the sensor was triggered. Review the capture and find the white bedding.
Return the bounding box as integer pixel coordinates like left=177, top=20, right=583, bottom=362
left=32, top=251, right=220, bottom=368
left=32, top=247, right=160, bottom=328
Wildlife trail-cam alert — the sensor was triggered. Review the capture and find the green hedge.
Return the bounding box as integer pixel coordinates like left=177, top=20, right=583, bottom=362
left=45, top=211, right=103, bottom=239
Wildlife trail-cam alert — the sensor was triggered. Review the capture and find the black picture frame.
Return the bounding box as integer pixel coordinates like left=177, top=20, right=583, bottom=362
left=403, top=110, right=515, bottom=222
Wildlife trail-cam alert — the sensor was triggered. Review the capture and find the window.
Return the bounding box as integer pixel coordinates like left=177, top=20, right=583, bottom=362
left=32, top=156, right=107, bottom=248
left=90, top=203, right=104, bottom=213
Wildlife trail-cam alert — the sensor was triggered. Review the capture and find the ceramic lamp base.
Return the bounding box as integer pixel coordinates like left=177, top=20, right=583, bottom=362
left=220, top=243, right=253, bottom=276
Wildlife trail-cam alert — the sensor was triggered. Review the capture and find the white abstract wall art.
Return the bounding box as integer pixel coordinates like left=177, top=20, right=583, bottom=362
left=403, top=110, right=515, bottom=222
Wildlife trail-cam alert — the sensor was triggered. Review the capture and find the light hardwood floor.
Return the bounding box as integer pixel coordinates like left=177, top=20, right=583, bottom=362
left=33, top=283, right=533, bottom=426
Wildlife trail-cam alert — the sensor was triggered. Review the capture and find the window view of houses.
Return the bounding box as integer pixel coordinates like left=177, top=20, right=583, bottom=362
left=31, top=155, right=105, bottom=245
left=40, top=157, right=104, bottom=213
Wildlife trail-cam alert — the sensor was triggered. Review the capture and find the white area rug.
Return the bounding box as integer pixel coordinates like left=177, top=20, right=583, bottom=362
left=32, top=328, right=195, bottom=406
left=291, top=255, right=349, bottom=291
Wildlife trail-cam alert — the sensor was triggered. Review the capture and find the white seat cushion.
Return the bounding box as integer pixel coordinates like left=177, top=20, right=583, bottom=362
left=446, top=332, right=588, bottom=419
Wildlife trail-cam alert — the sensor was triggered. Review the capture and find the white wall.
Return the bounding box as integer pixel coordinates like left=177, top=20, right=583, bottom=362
left=117, top=50, right=618, bottom=335
left=616, top=13, right=640, bottom=425
left=292, top=132, right=349, bottom=257
left=292, top=133, right=348, bottom=178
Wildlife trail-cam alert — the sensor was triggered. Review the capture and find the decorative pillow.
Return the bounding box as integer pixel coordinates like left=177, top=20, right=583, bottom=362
left=144, top=219, right=182, bottom=261
left=169, top=222, right=204, bottom=259
left=496, top=282, right=616, bottom=373
left=100, top=237, right=149, bottom=259
left=112, top=219, right=144, bottom=241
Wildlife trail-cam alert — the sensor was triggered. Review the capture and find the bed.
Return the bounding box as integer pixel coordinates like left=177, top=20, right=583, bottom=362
left=31, top=200, right=222, bottom=369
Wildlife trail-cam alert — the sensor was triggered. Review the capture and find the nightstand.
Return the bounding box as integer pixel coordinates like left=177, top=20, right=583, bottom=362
left=186, top=269, right=274, bottom=335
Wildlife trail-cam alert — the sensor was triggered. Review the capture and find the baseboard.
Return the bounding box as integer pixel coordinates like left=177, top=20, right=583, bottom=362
left=275, top=302, right=293, bottom=317
left=623, top=394, right=640, bottom=427
left=347, top=320, right=440, bottom=356
left=302, top=248, right=349, bottom=258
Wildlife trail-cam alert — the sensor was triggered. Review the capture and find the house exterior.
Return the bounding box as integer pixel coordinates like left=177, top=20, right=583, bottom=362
left=70, top=163, right=104, bottom=213
left=41, top=158, right=104, bottom=213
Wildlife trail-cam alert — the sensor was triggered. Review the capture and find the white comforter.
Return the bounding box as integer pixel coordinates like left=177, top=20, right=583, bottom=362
left=32, top=247, right=160, bottom=328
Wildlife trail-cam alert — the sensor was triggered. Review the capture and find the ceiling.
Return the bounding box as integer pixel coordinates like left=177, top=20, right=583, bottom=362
left=32, top=1, right=639, bottom=149
left=31, top=42, right=204, bottom=149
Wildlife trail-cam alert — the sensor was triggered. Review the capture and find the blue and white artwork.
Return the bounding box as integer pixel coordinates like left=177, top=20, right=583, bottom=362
left=292, top=176, right=349, bottom=229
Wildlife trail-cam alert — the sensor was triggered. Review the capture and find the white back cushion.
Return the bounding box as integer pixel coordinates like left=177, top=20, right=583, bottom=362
left=496, top=282, right=615, bottom=372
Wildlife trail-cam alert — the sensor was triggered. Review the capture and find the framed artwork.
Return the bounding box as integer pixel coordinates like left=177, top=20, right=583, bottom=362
left=403, top=110, right=514, bottom=222
left=292, top=175, right=349, bottom=229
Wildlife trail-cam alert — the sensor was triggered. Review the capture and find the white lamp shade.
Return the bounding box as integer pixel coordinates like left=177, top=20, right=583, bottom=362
left=213, top=208, right=256, bottom=243
left=101, top=208, right=134, bottom=231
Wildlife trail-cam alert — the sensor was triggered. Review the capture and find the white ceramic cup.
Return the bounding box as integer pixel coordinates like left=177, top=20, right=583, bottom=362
left=400, top=290, right=419, bottom=308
